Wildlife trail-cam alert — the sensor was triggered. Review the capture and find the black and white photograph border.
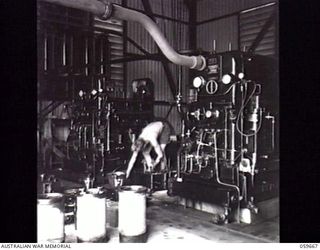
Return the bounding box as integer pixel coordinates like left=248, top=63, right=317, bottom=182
left=36, top=0, right=279, bottom=244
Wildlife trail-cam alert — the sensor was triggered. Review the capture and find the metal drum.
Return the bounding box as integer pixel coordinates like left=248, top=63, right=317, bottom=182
left=76, top=188, right=107, bottom=242
left=37, top=193, right=65, bottom=243
left=118, top=185, right=147, bottom=243
left=107, top=171, right=125, bottom=189
left=63, top=188, right=82, bottom=224
left=106, top=199, right=118, bottom=228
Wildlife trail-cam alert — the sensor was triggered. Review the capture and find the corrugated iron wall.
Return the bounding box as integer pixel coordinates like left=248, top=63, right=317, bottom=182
left=126, top=0, right=189, bottom=133
left=197, top=17, right=239, bottom=52
left=197, top=0, right=276, bottom=22
left=197, top=0, right=277, bottom=53
left=239, top=3, right=277, bottom=56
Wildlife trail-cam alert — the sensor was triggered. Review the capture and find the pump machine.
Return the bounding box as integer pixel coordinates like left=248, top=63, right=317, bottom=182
left=170, top=51, right=279, bottom=223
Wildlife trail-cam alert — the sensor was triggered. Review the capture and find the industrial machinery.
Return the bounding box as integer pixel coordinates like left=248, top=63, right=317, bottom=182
left=62, top=79, right=154, bottom=184
left=38, top=0, right=279, bottom=225
left=170, top=51, right=279, bottom=223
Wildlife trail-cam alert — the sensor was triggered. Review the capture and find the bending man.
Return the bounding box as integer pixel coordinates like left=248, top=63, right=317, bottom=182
left=126, top=120, right=174, bottom=178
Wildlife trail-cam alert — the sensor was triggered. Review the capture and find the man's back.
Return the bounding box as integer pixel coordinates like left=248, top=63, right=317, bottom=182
left=139, top=121, right=164, bottom=141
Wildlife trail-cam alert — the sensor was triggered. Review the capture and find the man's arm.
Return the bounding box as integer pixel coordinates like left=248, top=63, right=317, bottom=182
left=126, top=151, right=138, bottom=178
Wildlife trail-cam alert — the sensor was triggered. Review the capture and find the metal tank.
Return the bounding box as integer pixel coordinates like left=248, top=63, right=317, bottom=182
left=37, top=193, right=65, bottom=243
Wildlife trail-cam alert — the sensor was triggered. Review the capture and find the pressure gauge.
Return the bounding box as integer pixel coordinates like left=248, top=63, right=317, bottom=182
left=205, top=110, right=212, bottom=118
left=91, top=89, right=98, bottom=95
left=238, top=72, right=245, bottom=79
left=221, top=74, right=232, bottom=84
left=193, top=76, right=206, bottom=88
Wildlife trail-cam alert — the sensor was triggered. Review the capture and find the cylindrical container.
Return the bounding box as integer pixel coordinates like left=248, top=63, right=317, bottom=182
left=37, top=193, right=65, bottom=243
left=76, top=188, right=107, bottom=242
left=63, top=188, right=82, bottom=224
left=118, top=185, right=147, bottom=243
left=106, top=199, right=118, bottom=228
left=107, top=171, right=125, bottom=189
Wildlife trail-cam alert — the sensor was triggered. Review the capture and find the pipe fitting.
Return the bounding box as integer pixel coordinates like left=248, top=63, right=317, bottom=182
left=99, top=1, right=113, bottom=20
left=39, top=0, right=207, bottom=70
left=190, top=55, right=206, bottom=71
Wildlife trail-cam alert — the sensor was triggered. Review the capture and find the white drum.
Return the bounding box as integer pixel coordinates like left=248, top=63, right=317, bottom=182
left=118, top=185, right=147, bottom=242
left=37, top=193, right=65, bottom=243
left=76, top=189, right=106, bottom=242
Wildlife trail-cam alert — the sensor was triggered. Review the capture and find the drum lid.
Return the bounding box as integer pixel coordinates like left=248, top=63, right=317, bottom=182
left=38, top=193, right=64, bottom=205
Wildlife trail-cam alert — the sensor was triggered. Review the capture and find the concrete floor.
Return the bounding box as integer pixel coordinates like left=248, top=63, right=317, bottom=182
left=64, top=190, right=279, bottom=243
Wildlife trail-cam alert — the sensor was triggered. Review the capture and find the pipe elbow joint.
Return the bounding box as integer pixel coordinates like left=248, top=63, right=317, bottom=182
left=98, top=1, right=114, bottom=20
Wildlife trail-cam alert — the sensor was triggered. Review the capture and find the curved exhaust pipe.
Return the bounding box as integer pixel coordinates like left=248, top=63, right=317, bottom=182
left=38, top=0, right=206, bottom=71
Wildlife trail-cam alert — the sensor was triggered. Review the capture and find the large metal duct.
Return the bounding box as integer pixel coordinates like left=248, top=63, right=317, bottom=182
left=38, top=0, right=206, bottom=70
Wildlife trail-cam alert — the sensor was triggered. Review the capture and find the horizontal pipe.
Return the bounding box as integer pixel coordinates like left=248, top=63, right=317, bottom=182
left=38, top=0, right=105, bottom=16
left=38, top=0, right=206, bottom=70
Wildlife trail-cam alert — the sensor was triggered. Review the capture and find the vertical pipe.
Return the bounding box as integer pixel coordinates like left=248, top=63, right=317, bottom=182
left=91, top=35, right=96, bottom=86
left=44, top=32, right=48, bottom=71
left=178, top=66, right=182, bottom=97
left=100, top=38, right=104, bottom=75
left=213, top=132, right=240, bottom=223
left=224, top=108, right=228, bottom=158
left=79, top=126, right=82, bottom=150
left=271, top=116, right=275, bottom=151
left=122, top=0, right=128, bottom=99
left=63, top=33, right=66, bottom=66
left=92, top=113, right=95, bottom=148
left=106, top=103, right=111, bottom=152
left=240, top=85, right=244, bottom=160
left=70, top=34, right=73, bottom=69
left=231, top=123, right=235, bottom=165
left=188, top=0, right=197, bottom=87
left=50, top=34, right=55, bottom=71
left=85, top=37, right=89, bottom=76
left=84, top=127, right=87, bottom=149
